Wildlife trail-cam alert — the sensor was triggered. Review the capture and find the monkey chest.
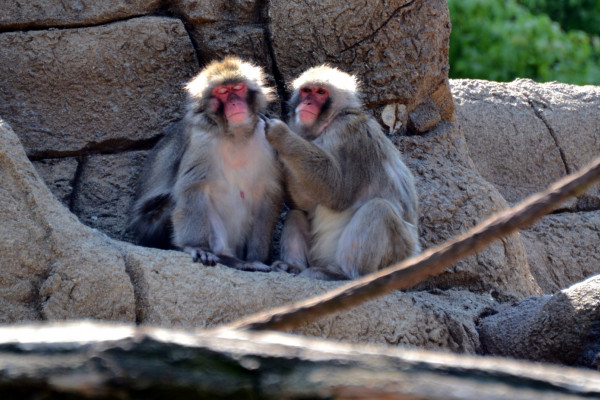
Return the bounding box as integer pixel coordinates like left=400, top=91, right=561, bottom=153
left=214, top=139, right=274, bottom=205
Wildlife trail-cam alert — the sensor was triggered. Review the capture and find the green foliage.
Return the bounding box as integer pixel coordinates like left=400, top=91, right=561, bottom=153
left=448, top=0, right=600, bottom=85
left=518, top=0, right=600, bottom=36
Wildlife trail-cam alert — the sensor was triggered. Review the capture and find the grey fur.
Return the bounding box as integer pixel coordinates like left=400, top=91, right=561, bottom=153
left=267, top=65, right=419, bottom=280
left=130, top=57, right=282, bottom=272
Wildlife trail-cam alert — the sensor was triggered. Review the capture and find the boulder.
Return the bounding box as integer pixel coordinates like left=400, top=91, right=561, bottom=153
left=520, top=212, right=600, bottom=293
left=523, top=80, right=600, bottom=210
left=173, top=0, right=258, bottom=24
left=269, top=0, right=455, bottom=133
left=0, top=120, right=136, bottom=323
left=0, top=16, right=198, bottom=158
left=0, top=119, right=496, bottom=353
left=123, top=241, right=496, bottom=352
left=395, top=122, right=541, bottom=300
left=71, top=151, right=149, bottom=241
left=479, top=274, right=600, bottom=369
left=0, top=0, right=160, bottom=29
left=452, top=79, right=600, bottom=209
left=32, top=157, right=79, bottom=207
left=452, top=78, right=600, bottom=296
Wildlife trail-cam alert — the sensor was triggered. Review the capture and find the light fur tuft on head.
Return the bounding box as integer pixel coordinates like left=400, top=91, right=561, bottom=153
left=291, top=65, right=362, bottom=109
left=185, top=57, right=273, bottom=105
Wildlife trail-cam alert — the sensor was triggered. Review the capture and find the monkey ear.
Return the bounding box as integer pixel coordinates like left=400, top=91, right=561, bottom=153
left=188, top=101, right=204, bottom=115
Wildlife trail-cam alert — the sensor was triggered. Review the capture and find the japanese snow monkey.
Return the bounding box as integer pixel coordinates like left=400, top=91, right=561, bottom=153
left=266, top=65, right=420, bottom=280
left=130, top=57, right=282, bottom=272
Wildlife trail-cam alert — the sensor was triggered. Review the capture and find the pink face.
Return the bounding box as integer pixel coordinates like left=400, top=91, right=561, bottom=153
left=210, top=82, right=249, bottom=124
left=297, top=85, right=329, bottom=126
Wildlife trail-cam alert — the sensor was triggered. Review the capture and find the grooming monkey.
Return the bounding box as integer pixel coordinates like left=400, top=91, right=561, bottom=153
left=129, top=57, right=282, bottom=271
left=266, top=65, right=420, bottom=280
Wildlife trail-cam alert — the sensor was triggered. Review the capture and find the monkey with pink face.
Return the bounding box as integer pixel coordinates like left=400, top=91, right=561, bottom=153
left=267, top=65, right=420, bottom=280
left=129, top=57, right=282, bottom=272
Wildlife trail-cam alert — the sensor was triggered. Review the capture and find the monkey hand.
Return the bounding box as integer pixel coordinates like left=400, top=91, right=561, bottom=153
left=264, top=118, right=291, bottom=148
left=184, top=247, right=219, bottom=266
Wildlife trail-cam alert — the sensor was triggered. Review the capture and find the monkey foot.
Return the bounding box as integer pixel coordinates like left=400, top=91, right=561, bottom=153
left=233, top=261, right=272, bottom=273
left=271, top=261, right=305, bottom=275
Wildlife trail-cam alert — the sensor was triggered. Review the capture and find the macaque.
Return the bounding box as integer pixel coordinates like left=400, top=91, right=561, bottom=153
left=129, top=57, right=282, bottom=272
left=266, top=65, right=419, bottom=280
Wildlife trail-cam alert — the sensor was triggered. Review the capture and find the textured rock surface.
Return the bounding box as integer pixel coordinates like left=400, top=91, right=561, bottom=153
left=174, top=0, right=259, bottom=24
left=395, top=123, right=541, bottom=300
left=269, top=0, right=455, bottom=133
left=452, top=78, right=600, bottom=299
left=32, top=158, right=79, bottom=206
left=0, top=0, right=161, bottom=29
left=0, top=119, right=495, bottom=352
left=479, top=274, right=600, bottom=368
left=122, top=242, right=494, bottom=352
left=452, top=79, right=600, bottom=208
left=0, top=16, right=198, bottom=158
left=520, top=212, right=600, bottom=293
left=189, top=24, right=272, bottom=73
left=71, top=151, right=148, bottom=241
left=1, top=0, right=600, bottom=371
left=0, top=120, right=136, bottom=323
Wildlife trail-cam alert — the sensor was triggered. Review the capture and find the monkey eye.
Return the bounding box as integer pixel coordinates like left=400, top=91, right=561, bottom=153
left=301, top=88, right=312, bottom=94
left=316, top=88, right=328, bottom=95
left=233, top=84, right=245, bottom=91
left=215, top=87, right=228, bottom=95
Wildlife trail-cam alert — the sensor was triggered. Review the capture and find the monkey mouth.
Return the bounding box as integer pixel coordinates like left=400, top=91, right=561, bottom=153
left=226, top=111, right=248, bottom=123
left=298, top=110, right=318, bottom=124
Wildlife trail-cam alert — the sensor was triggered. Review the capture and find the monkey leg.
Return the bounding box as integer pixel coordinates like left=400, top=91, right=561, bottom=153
left=246, top=191, right=281, bottom=264
left=172, top=185, right=232, bottom=266
left=335, top=198, right=418, bottom=279
left=272, top=209, right=311, bottom=275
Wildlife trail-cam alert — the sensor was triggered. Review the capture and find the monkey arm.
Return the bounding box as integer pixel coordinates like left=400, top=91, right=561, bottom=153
left=171, top=181, right=212, bottom=251
left=266, top=119, right=365, bottom=211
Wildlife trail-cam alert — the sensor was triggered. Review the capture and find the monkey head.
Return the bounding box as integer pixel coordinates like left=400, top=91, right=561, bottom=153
left=289, top=65, right=362, bottom=138
left=185, top=57, right=273, bottom=130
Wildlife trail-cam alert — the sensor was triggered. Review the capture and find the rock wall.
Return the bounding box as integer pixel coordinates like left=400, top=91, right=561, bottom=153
left=0, top=0, right=454, bottom=242
left=1, top=0, right=600, bottom=368
left=452, top=79, right=600, bottom=293
left=1, top=0, right=537, bottom=300
left=0, top=120, right=135, bottom=323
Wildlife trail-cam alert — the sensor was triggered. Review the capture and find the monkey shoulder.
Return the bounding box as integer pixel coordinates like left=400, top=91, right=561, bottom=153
left=333, top=110, right=378, bottom=141
left=329, top=110, right=384, bottom=159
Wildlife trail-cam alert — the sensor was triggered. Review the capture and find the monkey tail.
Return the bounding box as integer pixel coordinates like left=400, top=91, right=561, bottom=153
left=129, top=193, right=174, bottom=250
